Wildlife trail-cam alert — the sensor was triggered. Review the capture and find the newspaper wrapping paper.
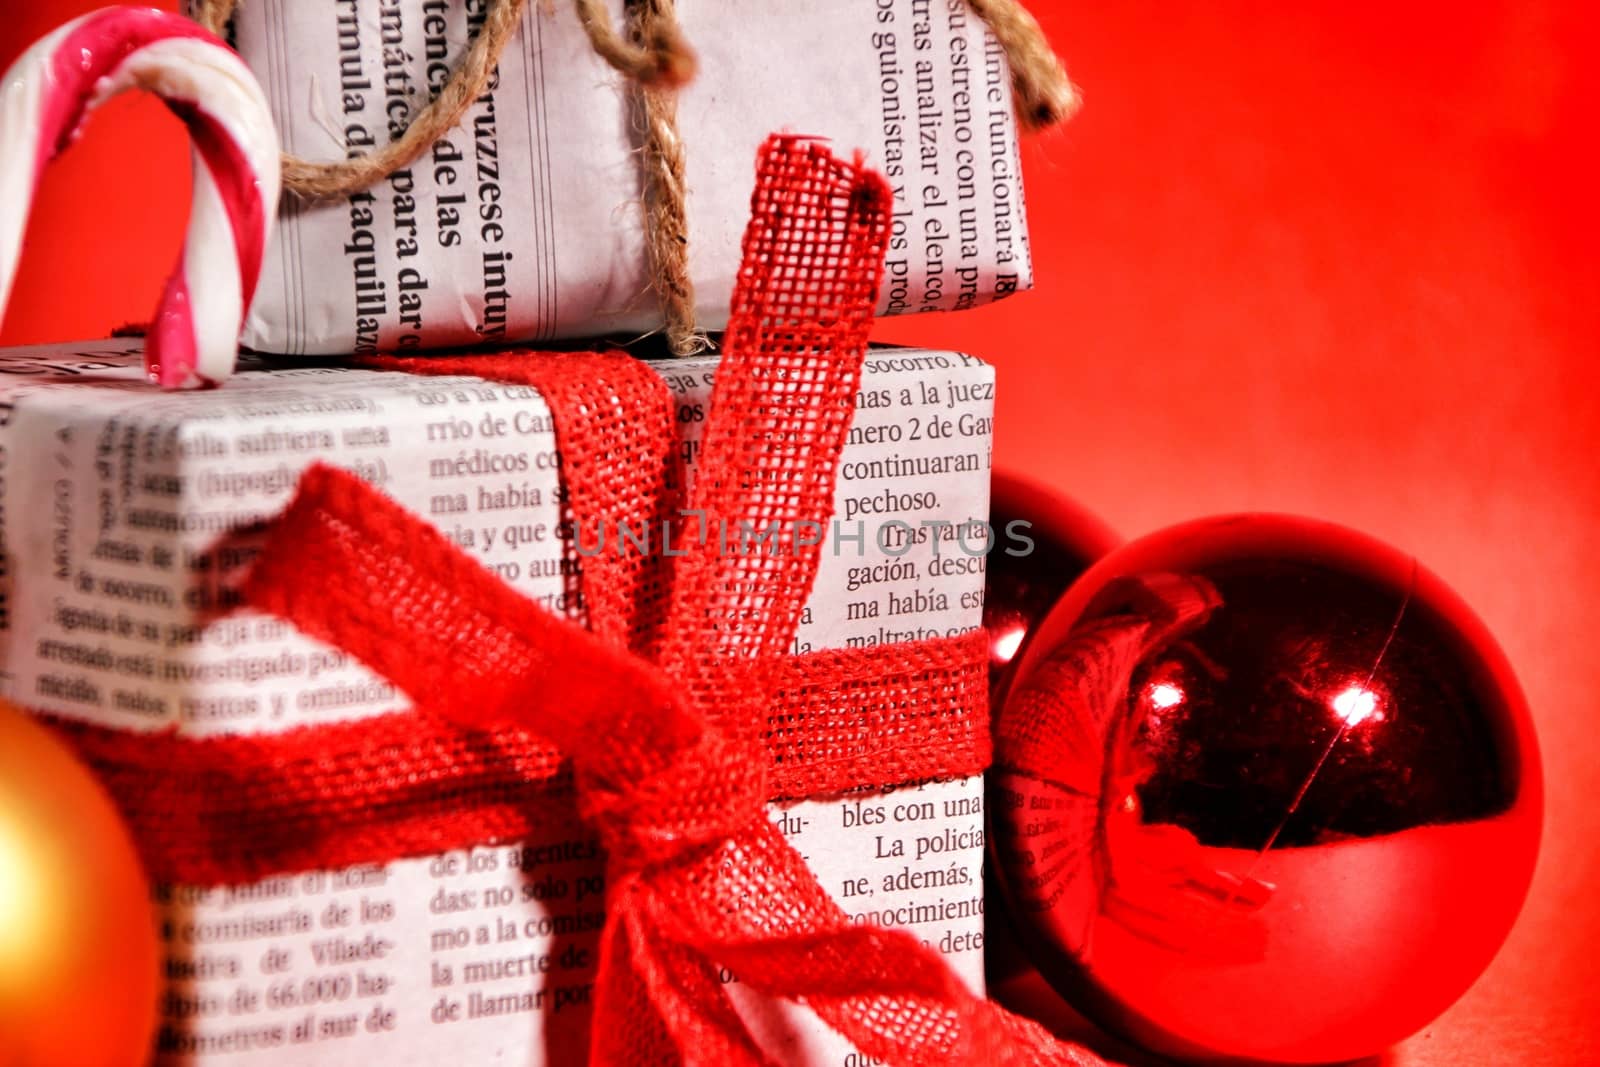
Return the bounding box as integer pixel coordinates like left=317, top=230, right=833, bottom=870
left=0, top=339, right=998, bottom=1065
left=229, top=0, right=1034, bottom=355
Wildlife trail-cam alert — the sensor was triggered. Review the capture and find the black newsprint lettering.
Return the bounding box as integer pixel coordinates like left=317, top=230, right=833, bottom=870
left=337, top=0, right=383, bottom=352
left=472, top=70, right=511, bottom=339
left=379, top=0, right=415, bottom=141
left=421, top=0, right=451, bottom=93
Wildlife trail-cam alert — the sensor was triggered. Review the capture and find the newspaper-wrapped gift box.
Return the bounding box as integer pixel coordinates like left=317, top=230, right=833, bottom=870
left=231, top=0, right=1034, bottom=354
left=0, top=339, right=996, bottom=1065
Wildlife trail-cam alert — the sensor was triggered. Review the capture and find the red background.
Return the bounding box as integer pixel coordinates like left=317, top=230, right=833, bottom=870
left=2, top=2, right=1595, bottom=1062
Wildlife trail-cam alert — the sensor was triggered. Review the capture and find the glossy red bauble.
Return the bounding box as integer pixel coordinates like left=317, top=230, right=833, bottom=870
left=983, top=472, right=1120, bottom=690
left=989, top=515, right=1541, bottom=1065
left=980, top=474, right=1120, bottom=985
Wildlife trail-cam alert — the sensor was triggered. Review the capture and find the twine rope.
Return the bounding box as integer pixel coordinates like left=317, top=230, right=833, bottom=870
left=193, top=0, right=1073, bottom=354
left=966, top=0, right=1077, bottom=129
left=627, top=0, right=704, bottom=355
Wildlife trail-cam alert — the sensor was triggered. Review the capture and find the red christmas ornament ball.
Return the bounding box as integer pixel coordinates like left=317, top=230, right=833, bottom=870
left=981, top=474, right=1119, bottom=984
left=989, top=515, right=1541, bottom=1065
left=983, top=472, right=1120, bottom=690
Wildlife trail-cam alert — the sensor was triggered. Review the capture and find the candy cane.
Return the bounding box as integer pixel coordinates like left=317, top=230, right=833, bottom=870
left=0, top=6, right=279, bottom=388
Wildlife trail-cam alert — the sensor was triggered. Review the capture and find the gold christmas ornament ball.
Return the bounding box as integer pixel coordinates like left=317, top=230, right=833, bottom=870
left=0, top=699, right=159, bottom=1066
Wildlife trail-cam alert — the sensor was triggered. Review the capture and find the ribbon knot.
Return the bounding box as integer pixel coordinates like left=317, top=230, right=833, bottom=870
left=579, top=726, right=770, bottom=873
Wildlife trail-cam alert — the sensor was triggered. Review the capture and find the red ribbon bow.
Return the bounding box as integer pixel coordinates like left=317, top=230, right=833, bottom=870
left=58, top=137, right=1102, bottom=1066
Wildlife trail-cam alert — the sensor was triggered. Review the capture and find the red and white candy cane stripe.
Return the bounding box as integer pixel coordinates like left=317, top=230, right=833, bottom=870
left=0, top=6, right=279, bottom=388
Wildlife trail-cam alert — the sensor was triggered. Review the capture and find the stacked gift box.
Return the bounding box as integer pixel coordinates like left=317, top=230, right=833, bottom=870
left=0, top=338, right=995, bottom=1063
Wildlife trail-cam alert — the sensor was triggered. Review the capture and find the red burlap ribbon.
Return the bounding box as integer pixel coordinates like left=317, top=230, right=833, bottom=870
left=56, top=137, right=1103, bottom=1066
